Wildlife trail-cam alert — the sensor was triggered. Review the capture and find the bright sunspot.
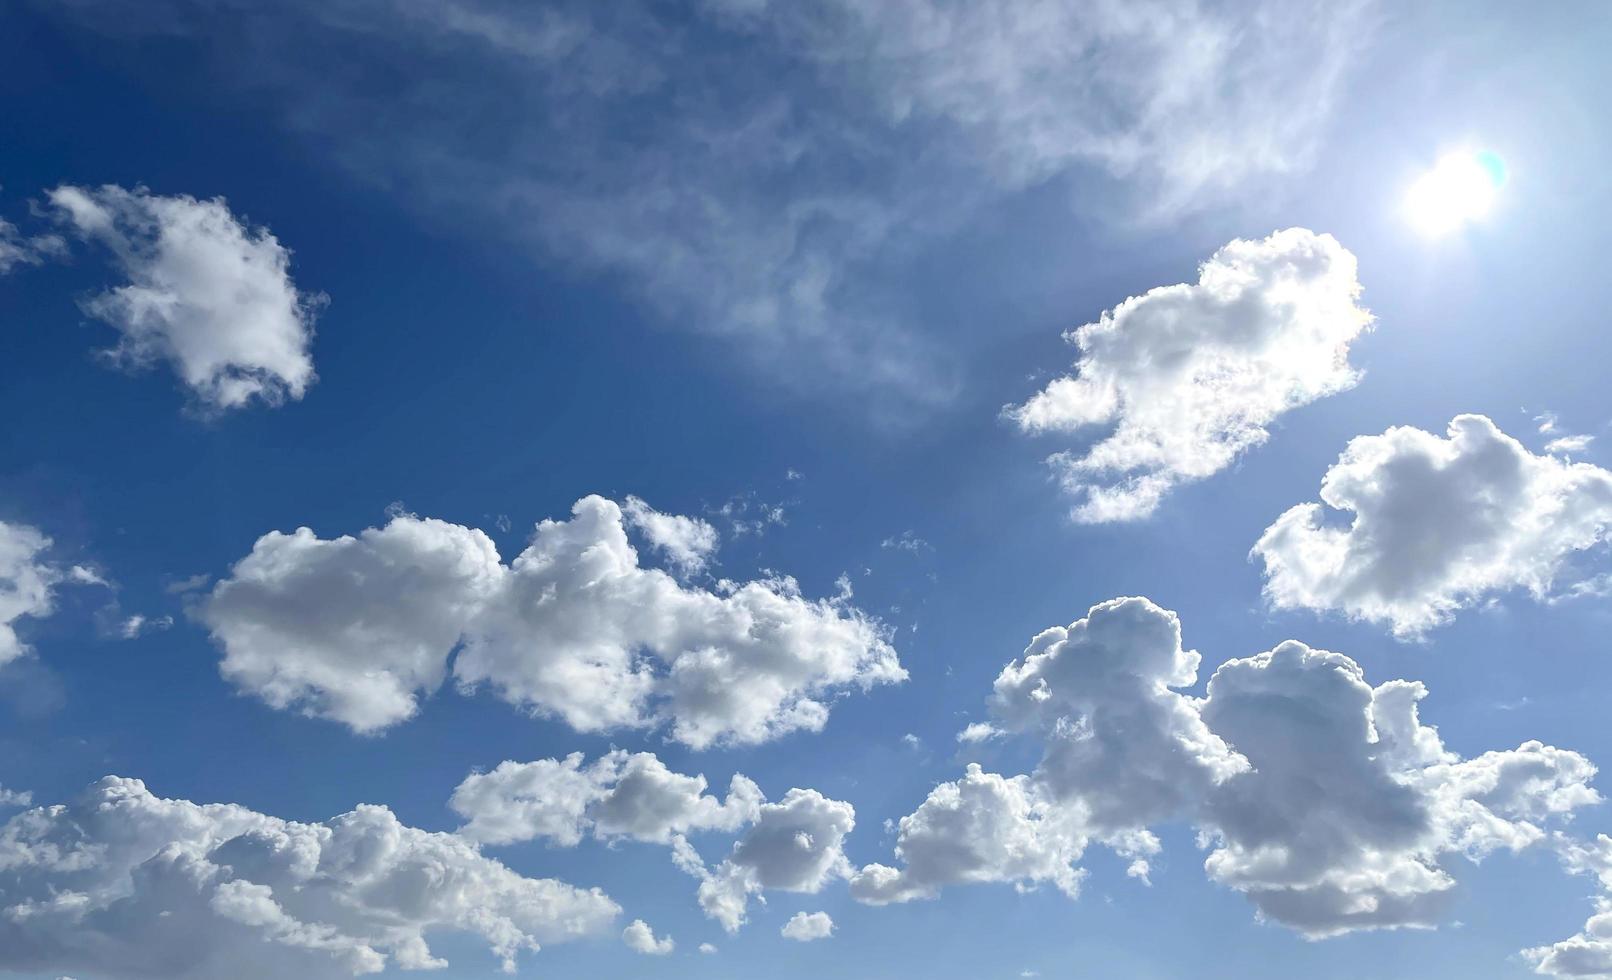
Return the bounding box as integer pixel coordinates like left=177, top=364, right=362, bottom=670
left=1404, top=149, right=1508, bottom=236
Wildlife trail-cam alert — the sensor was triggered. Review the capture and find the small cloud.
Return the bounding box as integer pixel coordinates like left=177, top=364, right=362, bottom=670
left=165, top=573, right=212, bottom=595
left=901, top=733, right=923, bottom=750
left=0, top=784, right=32, bottom=808
left=1547, top=434, right=1594, bottom=455
left=781, top=911, right=834, bottom=942
left=956, top=722, right=1003, bottom=744
left=67, top=565, right=109, bottom=587
left=698, top=942, right=717, bottom=954
left=622, top=919, right=675, bottom=955
left=786, top=468, right=804, bottom=481
left=119, top=614, right=174, bottom=640
left=880, top=530, right=932, bottom=554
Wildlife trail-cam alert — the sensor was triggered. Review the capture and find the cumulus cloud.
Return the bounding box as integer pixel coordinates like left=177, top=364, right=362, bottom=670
left=200, top=495, right=902, bottom=745
left=450, top=750, right=762, bottom=847
left=49, top=1, right=1368, bottom=415
left=849, top=764, right=1090, bottom=906
left=47, top=184, right=318, bottom=411
left=780, top=910, right=834, bottom=942
left=1010, top=229, right=1372, bottom=522
left=451, top=750, right=853, bottom=935
left=0, top=775, right=618, bottom=979
left=853, top=597, right=1599, bottom=940
left=684, top=788, right=856, bottom=932
left=1254, top=414, right=1612, bottom=637
left=622, top=919, right=675, bottom=955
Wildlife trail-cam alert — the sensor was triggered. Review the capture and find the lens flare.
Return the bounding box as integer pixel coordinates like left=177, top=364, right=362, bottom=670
left=1404, top=150, right=1507, bottom=236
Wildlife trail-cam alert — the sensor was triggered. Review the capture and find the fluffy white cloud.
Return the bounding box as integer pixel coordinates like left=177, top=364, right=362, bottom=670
left=0, top=776, right=618, bottom=978
left=451, top=750, right=852, bottom=935
left=1198, top=644, right=1595, bottom=936
left=451, top=750, right=761, bottom=847
left=0, top=521, right=60, bottom=667
left=621, top=919, right=675, bottom=955
left=780, top=910, right=833, bottom=942
left=0, top=785, right=31, bottom=808
left=989, top=597, right=1244, bottom=831
left=201, top=495, right=902, bottom=746
left=621, top=496, right=719, bottom=576
left=1010, top=229, right=1372, bottom=521
left=854, top=597, right=1599, bottom=941
left=47, top=184, right=318, bottom=411
left=1255, top=414, right=1612, bottom=637
left=849, top=765, right=1089, bottom=905
left=685, top=788, right=855, bottom=932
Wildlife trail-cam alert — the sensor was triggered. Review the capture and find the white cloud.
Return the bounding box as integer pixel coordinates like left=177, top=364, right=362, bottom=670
left=684, top=788, right=855, bottom=932
left=0, top=521, right=60, bottom=667
left=1255, top=415, right=1612, bottom=637
left=117, top=613, right=174, bottom=640
left=201, top=495, right=902, bottom=745
left=853, top=597, right=1600, bottom=940
left=956, top=722, right=1002, bottom=744
left=48, top=184, right=318, bottom=411
left=0, top=785, right=31, bottom=808
left=0, top=216, right=65, bottom=273
left=450, top=750, right=761, bottom=847
left=1010, top=229, right=1372, bottom=522
left=622, top=919, right=675, bottom=955
left=622, top=495, right=719, bottom=576
left=0, top=775, right=618, bottom=978
left=1528, top=836, right=1612, bottom=976
left=849, top=764, right=1089, bottom=906
left=990, top=597, right=1245, bottom=831
left=1549, top=434, right=1596, bottom=456
left=452, top=751, right=854, bottom=935
left=698, top=941, right=717, bottom=954
left=780, top=910, right=834, bottom=942
left=881, top=531, right=931, bottom=554
left=49, top=1, right=1369, bottom=416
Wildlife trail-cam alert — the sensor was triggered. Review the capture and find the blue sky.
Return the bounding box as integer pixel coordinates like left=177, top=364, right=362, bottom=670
left=3, top=1, right=1612, bottom=977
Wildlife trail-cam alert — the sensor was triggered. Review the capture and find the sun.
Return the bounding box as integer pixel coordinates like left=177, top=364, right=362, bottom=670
left=1404, top=150, right=1508, bottom=236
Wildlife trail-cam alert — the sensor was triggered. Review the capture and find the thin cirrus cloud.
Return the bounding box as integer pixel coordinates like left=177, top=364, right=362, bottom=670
left=199, top=494, right=904, bottom=747
left=48, top=0, right=1371, bottom=415
left=448, top=748, right=855, bottom=935
left=852, top=597, right=1599, bottom=942
left=1009, top=228, right=1374, bottom=522
left=0, top=775, right=619, bottom=979
left=1254, top=414, right=1612, bottom=637
left=47, top=184, right=319, bottom=412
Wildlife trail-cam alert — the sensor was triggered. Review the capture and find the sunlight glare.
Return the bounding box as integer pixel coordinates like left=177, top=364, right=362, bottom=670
left=1404, top=150, right=1507, bottom=236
